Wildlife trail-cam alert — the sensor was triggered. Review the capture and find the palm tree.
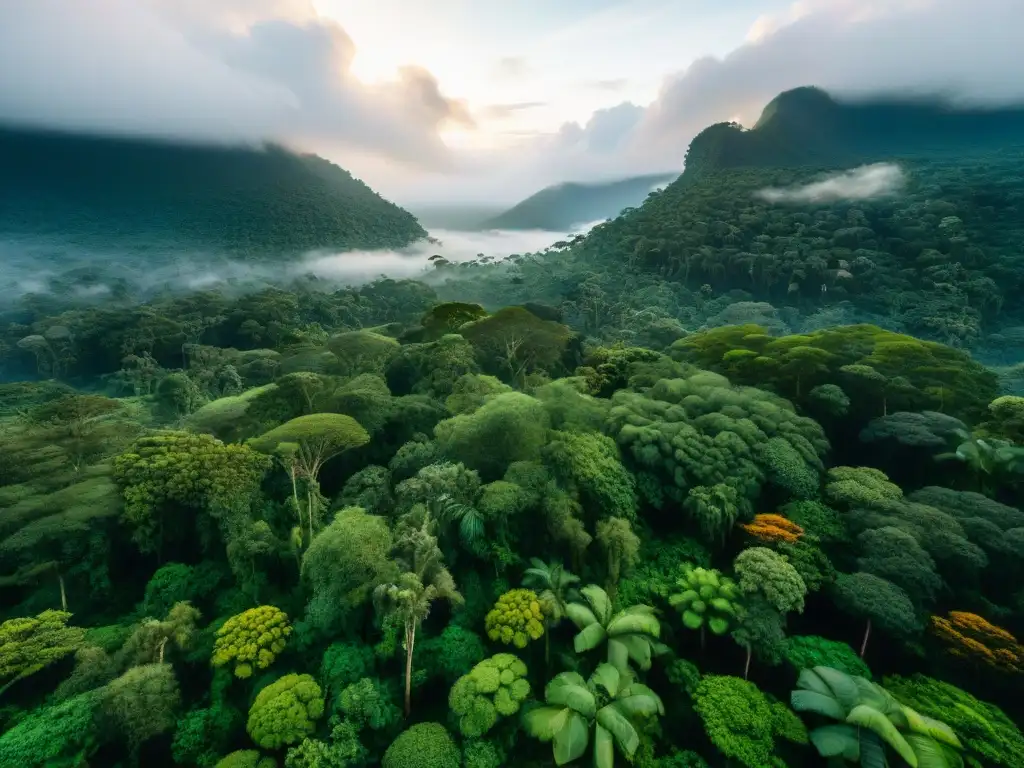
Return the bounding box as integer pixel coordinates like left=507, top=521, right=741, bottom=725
left=936, top=429, right=1024, bottom=495
left=522, top=559, right=581, bottom=667
left=374, top=514, right=463, bottom=717
left=566, top=585, right=666, bottom=672
left=791, top=666, right=964, bottom=768
left=523, top=662, right=664, bottom=768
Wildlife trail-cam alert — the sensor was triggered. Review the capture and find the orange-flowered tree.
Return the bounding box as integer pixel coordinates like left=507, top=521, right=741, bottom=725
left=740, top=514, right=804, bottom=545
left=930, top=610, right=1023, bottom=674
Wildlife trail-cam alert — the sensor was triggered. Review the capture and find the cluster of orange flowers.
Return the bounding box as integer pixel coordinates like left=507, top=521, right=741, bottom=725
left=930, top=610, right=1024, bottom=674
left=739, top=514, right=804, bottom=544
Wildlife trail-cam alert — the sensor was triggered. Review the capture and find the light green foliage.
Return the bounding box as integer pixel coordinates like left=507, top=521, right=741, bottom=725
left=117, top=600, right=201, bottom=668
left=770, top=701, right=808, bottom=745
left=321, top=641, right=376, bottom=697
left=885, top=674, right=1024, bottom=767
left=113, top=432, right=270, bottom=552
left=435, top=392, right=549, bottom=480
left=461, top=739, right=503, bottom=768
left=185, top=384, right=277, bottom=442
left=733, top=547, right=807, bottom=615
left=448, top=654, right=530, bottom=737
left=395, top=462, right=480, bottom=513
left=607, top=373, right=827, bottom=513
left=596, top=517, right=641, bottom=596
left=533, top=377, right=612, bottom=432
left=669, top=566, right=743, bottom=636
left=215, top=750, right=278, bottom=768
left=784, top=636, right=871, bottom=679
left=792, top=666, right=965, bottom=768
left=0, top=609, right=84, bottom=694
left=780, top=500, right=847, bottom=543
left=327, top=330, right=400, bottom=378
left=382, top=722, right=460, bottom=768
left=332, top=375, right=393, bottom=435
left=172, top=702, right=243, bottom=767
left=616, top=535, right=711, bottom=608
left=824, top=466, right=903, bottom=510
left=387, top=334, right=479, bottom=399
left=524, top=662, right=664, bottom=767
left=101, top=663, right=181, bottom=752
left=156, top=372, right=205, bottom=417
left=566, top=584, right=664, bottom=670
left=693, top=675, right=775, bottom=768
left=247, top=674, right=325, bottom=750
left=459, top=306, right=578, bottom=383
left=485, top=589, right=546, bottom=648
left=684, top=484, right=742, bottom=545
left=302, top=508, right=397, bottom=634
left=212, top=605, right=292, bottom=679
left=444, top=374, right=512, bottom=415
left=249, top=414, right=370, bottom=475
left=285, top=718, right=366, bottom=768
left=0, top=689, right=99, bottom=768
left=339, top=678, right=401, bottom=731
left=543, top=430, right=638, bottom=520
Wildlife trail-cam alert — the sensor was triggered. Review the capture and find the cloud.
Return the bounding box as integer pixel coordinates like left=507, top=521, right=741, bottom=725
left=755, top=163, right=906, bottom=204
left=491, top=56, right=530, bottom=80
left=586, top=79, right=630, bottom=92
left=0, top=0, right=471, bottom=169
left=479, top=102, right=548, bottom=120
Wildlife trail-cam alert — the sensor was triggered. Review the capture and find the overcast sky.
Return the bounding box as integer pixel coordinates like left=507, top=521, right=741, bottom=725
left=0, top=0, right=1021, bottom=205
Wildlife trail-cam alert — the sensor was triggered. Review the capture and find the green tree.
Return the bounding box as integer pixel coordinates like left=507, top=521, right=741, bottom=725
left=381, top=723, right=459, bottom=768
left=596, top=517, right=641, bottom=601
left=669, top=566, right=743, bottom=648
left=247, top=674, right=325, bottom=750
left=566, top=584, right=664, bottom=671
left=101, top=663, right=181, bottom=756
left=0, top=609, right=84, bottom=697
left=523, top=662, right=664, bottom=768
left=448, top=654, right=530, bottom=738
left=692, top=675, right=775, bottom=768
left=832, top=572, right=921, bottom=658
left=522, top=559, right=580, bottom=667
left=373, top=514, right=463, bottom=717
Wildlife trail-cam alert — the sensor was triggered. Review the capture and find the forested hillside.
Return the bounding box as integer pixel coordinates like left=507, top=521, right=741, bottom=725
left=3, top=86, right=1024, bottom=768
left=484, top=173, right=677, bottom=231
left=0, top=126, right=427, bottom=260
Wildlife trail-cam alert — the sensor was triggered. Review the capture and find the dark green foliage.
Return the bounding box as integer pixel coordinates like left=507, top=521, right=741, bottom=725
left=784, top=635, right=871, bottom=678
left=100, top=663, right=181, bottom=753
left=381, top=723, right=460, bottom=768
left=338, top=678, right=400, bottom=731
left=143, top=562, right=196, bottom=618
left=321, top=642, right=376, bottom=698
left=780, top=500, right=847, bottom=544
left=417, top=624, right=486, bottom=682
left=0, top=689, right=100, bottom=768
left=172, top=703, right=242, bottom=767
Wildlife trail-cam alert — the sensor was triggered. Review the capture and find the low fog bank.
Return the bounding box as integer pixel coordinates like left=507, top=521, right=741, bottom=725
left=0, top=222, right=601, bottom=306
left=755, top=163, right=906, bottom=204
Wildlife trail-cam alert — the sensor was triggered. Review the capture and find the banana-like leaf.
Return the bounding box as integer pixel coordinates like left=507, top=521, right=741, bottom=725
left=553, top=711, right=590, bottom=765
left=620, top=604, right=658, bottom=616
left=903, top=708, right=963, bottom=749
left=614, top=693, right=663, bottom=718
left=594, top=724, right=615, bottom=768
left=846, top=704, right=918, bottom=768
left=815, top=666, right=862, bottom=712
left=669, top=589, right=700, bottom=608
left=791, top=689, right=847, bottom=721
left=796, top=667, right=834, bottom=698
left=581, top=585, right=613, bottom=625
left=809, top=724, right=860, bottom=759
left=566, top=602, right=599, bottom=630
left=574, top=622, right=609, bottom=654
left=709, top=597, right=736, bottom=614
left=523, top=705, right=571, bottom=741
left=859, top=729, right=890, bottom=768
left=607, top=611, right=661, bottom=639
left=707, top=616, right=730, bottom=635
left=616, top=634, right=653, bottom=670
left=619, top=682, right=664, bottom=714
left=547, top=674, right=597, bottom=717
left=596, top=704, right=640, bottom=758
left=590, top=663, right=623, bottom=699
left=905, top=733, right=962, bottom=768
left=682, top=610, right=704, bottom=630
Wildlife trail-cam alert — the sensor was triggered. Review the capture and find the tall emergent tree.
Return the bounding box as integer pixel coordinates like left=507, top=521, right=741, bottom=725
left=374, top=513, right=463, bottom=717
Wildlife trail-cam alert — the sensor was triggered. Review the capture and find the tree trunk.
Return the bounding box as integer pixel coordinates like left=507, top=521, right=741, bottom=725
left=58, top=571, right=67, bottom=612
left=860, top=619, right=872, bottom=658
left=158, top=637, right=168, bottom=664
left=744, top=646, right=752, bottom=680
left=404, top=621, right=416, bottom=718
left=289, top=466, right=303, bottom=543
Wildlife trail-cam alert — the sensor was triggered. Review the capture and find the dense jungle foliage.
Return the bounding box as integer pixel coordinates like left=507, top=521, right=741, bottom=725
left=0, top=126, right=427, bottom=261
left=3, top=90, right=1024, bottom=768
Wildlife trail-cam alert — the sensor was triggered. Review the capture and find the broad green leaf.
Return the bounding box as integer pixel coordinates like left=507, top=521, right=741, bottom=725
left=903, top=708, right=963, bottom=749
left=553, top=711, right=590, bottom=765
left=566, top=602, right=599, bottom=630
left=596, top=704, right=640, bottom=758
left=681, top=610, right=704, bottom=630
left=669, top=589, right=700, bottom=608
left=707, top=616, right=730, bottom=635
left=581, top=585, right=613, bottom=625
left=590, top=663, right=622, bottom=699
left=796, top=667, right=834, bottom=698
left=619, top=604, right=658, bottom=616
left=616, top=634, right=653, bottom=670
left=607, top=611, right=661, bottom=639
left=859, top=729, right=889, bottom=768
left=607, top=637, right=630, bottom=671
left=791, top=689, right=846, bottom=721
left=547, top=675, right=597, bottom=717
left=574, top=623, right=608, bottom=654
left=846, top=704, right=918, bottom=767
left=815, top=666, right=862, bottom=712
left=905, top=733, right=961, bottom=768
left=809, top=724, right=860, bottom=759
left=523, top=706, right=570, bottom=741
left=709, top=597, right=736, bottom=614
left=594, top=724, right=615, bottom=768
left=614, top=693, right=663, bottom=718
